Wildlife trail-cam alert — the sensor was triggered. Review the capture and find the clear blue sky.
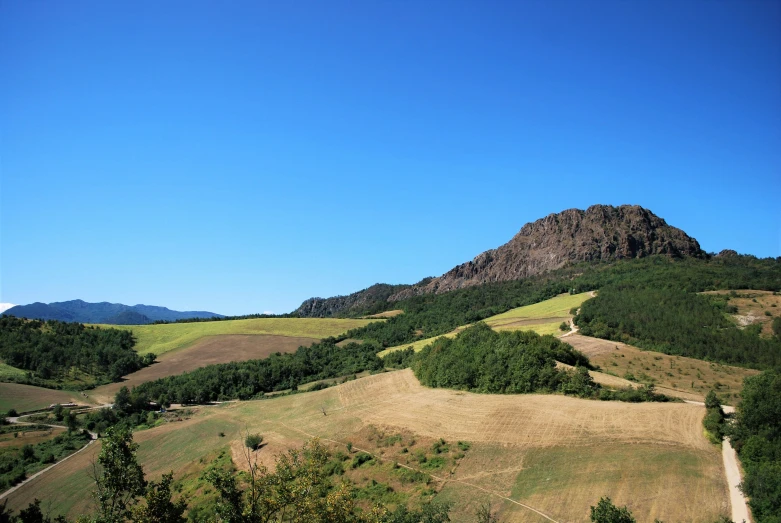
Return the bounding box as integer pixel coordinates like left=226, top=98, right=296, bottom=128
left=1, top=1, right=779, bottom=315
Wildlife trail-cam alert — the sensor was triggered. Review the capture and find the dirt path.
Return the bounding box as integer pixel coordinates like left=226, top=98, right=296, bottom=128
left=683, top=403, right=751, bottom=522
left=0, top=418, right=97, bottom=501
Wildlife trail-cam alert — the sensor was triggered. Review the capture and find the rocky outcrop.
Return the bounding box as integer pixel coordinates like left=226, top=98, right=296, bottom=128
left=294, top=283, right=411, bottom=318
left=388, top=204, right=704, bottom=300
left=293, top=205, right=704, bottom=315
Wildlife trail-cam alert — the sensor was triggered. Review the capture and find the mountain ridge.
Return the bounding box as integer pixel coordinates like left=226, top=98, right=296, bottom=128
left=3, top=299, right=223, bottom=324
left=294, top=204, right=705, bottom=316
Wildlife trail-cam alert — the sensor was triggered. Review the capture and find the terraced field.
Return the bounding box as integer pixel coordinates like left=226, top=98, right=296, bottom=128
left=5, top=369, right=728, bottom=522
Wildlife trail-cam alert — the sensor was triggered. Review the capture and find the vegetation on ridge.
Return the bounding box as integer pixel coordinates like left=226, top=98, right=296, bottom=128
left=0, top=317, right=151, bottom=389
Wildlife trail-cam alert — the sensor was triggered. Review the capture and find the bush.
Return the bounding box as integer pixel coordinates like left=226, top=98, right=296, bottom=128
left=350, top=452, right=373, bottom=469
left=590, top=496, right=636, bottom=522
left=245, top=433, right=263, bottom=450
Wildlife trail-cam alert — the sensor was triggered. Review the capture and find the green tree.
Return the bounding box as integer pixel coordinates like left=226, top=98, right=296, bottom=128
left=92, top=427, right=146, bottom=523
left=130, top=472, right=186, bottom=523
left=590, top=497, right=636, bottom=523
left=207, top=438, right=385, bottom=523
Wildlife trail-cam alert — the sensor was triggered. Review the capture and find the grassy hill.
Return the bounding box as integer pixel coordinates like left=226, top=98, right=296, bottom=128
left=378, top=292, right=591, bottom=357
left=97, top=317, right=378, bottom=356
left=4, top=369, right=729, bottom=522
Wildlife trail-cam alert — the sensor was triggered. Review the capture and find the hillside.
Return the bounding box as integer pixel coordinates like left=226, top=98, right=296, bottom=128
left=4, top=370, right=728, bottom=522
left=294, top=204, right=704, bottom=316
left=4, top=299, right=223, bottom=324
left=390, top=204, right=704, bottom=300
left=294, top=283, right=412, bottom=318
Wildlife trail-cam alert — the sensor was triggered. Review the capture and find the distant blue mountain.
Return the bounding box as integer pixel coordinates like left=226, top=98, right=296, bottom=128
left=3, top=299, right=223, bottom=324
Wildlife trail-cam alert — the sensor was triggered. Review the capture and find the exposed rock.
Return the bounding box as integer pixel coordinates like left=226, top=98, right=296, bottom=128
left=293, top=204, right=705, bottom=315
left=294, top=283, right=410, bottom=318
left=389, top=204, right=704, bottom=300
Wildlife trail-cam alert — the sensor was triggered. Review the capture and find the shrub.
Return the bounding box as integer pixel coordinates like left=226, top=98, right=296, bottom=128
left=350, top=452, right=373, bottom=469
left=245, top=433, right=263, bottom=450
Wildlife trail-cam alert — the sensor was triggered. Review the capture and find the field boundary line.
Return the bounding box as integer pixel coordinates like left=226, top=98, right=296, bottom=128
left=273, top=420, right=561, bottom=523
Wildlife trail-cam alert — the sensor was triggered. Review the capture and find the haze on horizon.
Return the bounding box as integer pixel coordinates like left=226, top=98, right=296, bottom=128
left=1, top=1, right=779, bottom=316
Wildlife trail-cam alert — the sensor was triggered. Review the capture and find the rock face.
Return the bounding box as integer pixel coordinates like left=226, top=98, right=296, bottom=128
left=293, top=204, right=704, bottom=316
left=388, top=204, right=704, bottom=300
left=294, top=283, right=411, bottom=318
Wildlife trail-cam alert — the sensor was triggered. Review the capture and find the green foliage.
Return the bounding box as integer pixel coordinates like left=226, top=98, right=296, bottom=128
left=133, top=339, right=384, bottom=404
left=381, top=347, right=416, bottom=369
left=346, top=255, right=781, bottom=349
left=730, top=371, right=781, bottom=522
left=206, top=438, right=390, bottom=522
left=93, top=427, right=146, bottom=523
left=0, top=429, right=91, bottom=491
left=244, top=434, right=263, bottom=451
left=773, top=317, right=781, bottom=339
left=413, top=323, right=592, bottom=395
left=130, top=472, right=186, bottom=523
left=351, top=452, right=374, bottom=468
left=589, top=496, right=636, bottom=523
left=0, top=316, right=145, bottom=388
left=575, top=286, right=781, bottom=369
left=379, top=502, right=451, bottom=523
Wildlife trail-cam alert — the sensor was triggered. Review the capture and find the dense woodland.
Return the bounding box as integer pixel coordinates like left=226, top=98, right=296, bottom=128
left=344, top=255, right=781, bottom=349
left=411, top=323, right=668, bottom=402
left=133, top=339, right=382, bottom=404
left=0, top=317, right=150, bottom=388
left=729, top=371, right=781, bottom=523
left=575, top=286, right=781, bottom=369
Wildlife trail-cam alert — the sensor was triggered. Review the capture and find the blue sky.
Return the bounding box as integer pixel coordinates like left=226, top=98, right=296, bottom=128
left=1, top=0, right=779, bottom=315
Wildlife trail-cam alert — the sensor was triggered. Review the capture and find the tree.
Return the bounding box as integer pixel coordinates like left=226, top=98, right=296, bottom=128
left=130, top=472, right=186, bottom=523
left=206, top=438, right=386, bottom=523
left=475, top=502, right=498, bottom=523
left=92, top=427, right=146, bottom=523
left=589, top=497, right=636, bottom=523
left=244, top=433, right=263, bottom=451
left=705, top=390, right=721, bottom=411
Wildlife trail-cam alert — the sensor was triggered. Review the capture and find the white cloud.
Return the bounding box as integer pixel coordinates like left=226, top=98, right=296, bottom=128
left=0, top=303, right=16, bottom=314
left=263, top=310, right=274, bottom=315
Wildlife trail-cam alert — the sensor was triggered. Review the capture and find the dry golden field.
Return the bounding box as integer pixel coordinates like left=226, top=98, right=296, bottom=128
left=5, top=369, right=729, bottom=522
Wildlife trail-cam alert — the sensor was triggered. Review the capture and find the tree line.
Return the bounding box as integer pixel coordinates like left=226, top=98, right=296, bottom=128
left=0, top=316, right=152, bottom=388
left=730, top=370, right=781, bottom=522
left=409, top=323, right=669, bottom=402
left=341, top=255, right=781, bottom=351
left=132, top=338, right=383, bottom=405
left=574, top=285, right=781, bottom=369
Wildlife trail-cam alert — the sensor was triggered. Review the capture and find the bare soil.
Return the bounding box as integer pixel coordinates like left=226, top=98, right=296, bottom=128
left=89, top=335, right=317, bottom=403
left=564, top=335, right=758, bottom=403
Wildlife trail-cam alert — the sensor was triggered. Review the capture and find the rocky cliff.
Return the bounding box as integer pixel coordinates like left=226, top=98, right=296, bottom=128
left=293, top=204, right=704, bottom=316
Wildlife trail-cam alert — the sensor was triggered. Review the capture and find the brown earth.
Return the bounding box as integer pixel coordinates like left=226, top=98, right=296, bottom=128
left=7, top=370, right=726, bottom=522
left=702, top=289, right=781, bottom=336
left=89, top=335, right=317, bottom=403
left=564, top=335, right=758, bottom=402
left=0, top=427, right=65, bottom=449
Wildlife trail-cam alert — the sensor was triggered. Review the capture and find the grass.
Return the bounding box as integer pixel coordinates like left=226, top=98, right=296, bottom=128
left=0, top=362, right=27, bottom=381
left=5, top=370, right=723, bottom=520
left=94, top=317, right=379, bottom=356
left=378, top=293, right=591, bottom=357
left=566, top=336, right=760, bottom=403
left=483, top=291, right=592, bottom=324
left=702, top=289, right=781, bottom=337
left=0, top=383, right=89, bottom=414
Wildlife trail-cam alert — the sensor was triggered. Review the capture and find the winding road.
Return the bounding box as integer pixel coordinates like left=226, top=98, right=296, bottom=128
left=0, top=414, right=98, bottom=502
